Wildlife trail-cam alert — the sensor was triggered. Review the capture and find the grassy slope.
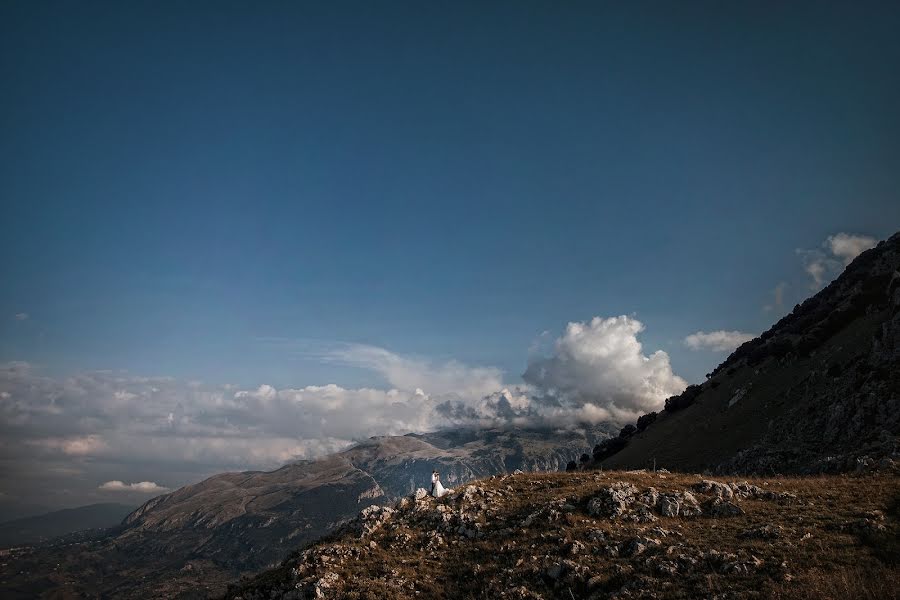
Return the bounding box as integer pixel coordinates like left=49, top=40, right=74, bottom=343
left=226, top=471, right=900, bottom=600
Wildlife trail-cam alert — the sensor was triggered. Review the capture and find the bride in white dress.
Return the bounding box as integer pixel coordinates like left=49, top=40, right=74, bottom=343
left=431, top=470, right=452, bottom=498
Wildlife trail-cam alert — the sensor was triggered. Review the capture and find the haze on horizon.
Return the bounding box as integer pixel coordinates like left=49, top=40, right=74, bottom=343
left=1, top=1, right=899, bottom=514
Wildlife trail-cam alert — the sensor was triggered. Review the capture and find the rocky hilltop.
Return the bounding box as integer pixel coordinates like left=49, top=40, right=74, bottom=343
left=224, top=470, right=899, bottom=600
left=0, top=426, right=612, bottom=599
left=594, top=231, right=900, bottom=474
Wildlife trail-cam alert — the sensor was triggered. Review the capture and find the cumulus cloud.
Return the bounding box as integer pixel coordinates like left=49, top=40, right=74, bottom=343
left=521, top=316, right=687, bottom=423
left=99, top=480, right=169, bottom=493
left=684, top=330, right=755, bottom=352
left=14, top=312, right=29, bottom=321
left=799, top=232, right=878, bottom=290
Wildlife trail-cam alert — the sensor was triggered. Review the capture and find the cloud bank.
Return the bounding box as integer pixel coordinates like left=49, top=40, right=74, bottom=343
left=1, top=315, right=688, bottom=508
left=684, top=330, right=755, bottom=352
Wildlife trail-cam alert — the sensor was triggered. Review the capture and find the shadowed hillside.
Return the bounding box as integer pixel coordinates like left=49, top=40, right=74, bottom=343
left=0, top=503, right=135, bottom=548
left=592, top=231, right=900, bottom=474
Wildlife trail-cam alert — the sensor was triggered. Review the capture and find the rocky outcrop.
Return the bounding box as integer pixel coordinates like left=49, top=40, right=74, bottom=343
left=223, top=470, right=898, bottom=600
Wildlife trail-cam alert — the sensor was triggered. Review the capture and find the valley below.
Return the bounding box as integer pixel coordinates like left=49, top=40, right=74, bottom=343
left=0, top=426, right=613, bottom=599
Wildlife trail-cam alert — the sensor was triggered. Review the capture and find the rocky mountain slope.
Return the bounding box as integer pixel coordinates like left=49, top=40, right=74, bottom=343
left=0, top=426, right=612, bottom=599
left=224, top=470, right=899, bottom=600
left=0, top=503, right=134, bottom=548
left=595, top=231, right=900, bottom=474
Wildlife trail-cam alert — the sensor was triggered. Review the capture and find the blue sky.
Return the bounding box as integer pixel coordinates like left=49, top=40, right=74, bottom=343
left=2, top=2, right=899, bottom=388
left=0, top=2, right=900, bottom=508
left=3, top=1, right=899, bottom=388
left=0, top=2, right=900, bottom=506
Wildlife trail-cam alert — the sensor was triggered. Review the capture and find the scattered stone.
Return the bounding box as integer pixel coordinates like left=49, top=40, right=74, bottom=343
left=630, top=503, right=659, bottom=523
left=567, top=540, right=586, bottom=555
left=855, top=456, right=875, bottom=472
left=588, top=482, right=639, bottom=518
left=621, top=536, right=662, bottom=557
left=694, top=479, right=734, bottom=500
left=658, top=495, right=680, bottom=517
left=843, top=517, right=887, bottom=535
left=703, top=497, right=745, bottom=517
left=729, top=481, right=797, bottom=503
left=657, top=492, right=702, bottom=518
left=357, top=505, right=395, bottom=537
left=638, top=487, right=660, bottom=507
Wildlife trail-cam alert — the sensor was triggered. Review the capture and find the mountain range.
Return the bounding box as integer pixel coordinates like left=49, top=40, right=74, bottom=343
left=0, top=503, right=135, bottom=548
left=0, top=425, right=613, bottom=598
left=4, top=233, right=898, bottom=599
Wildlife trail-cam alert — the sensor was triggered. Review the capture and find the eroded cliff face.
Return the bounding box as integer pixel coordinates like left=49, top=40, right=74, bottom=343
left=2, top=425, right=613, bottom=599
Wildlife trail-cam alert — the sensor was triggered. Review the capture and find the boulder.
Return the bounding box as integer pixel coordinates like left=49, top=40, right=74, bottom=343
left=703, top=497, right=744, bottom=517
left=693, top=480, right=734, bottom=500
left=658, top=495, right=680, bottom=517
left=357, top=505, right=395, bottom=537
left=657, top=492, right=702, bottom=517
left=588, top=482, right=639, bottom=518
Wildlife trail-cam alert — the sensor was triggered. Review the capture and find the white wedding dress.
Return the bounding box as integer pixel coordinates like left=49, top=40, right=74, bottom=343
left=432, top=479, right=452, bottom=498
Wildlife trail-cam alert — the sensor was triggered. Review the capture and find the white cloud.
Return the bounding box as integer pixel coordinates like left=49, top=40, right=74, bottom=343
left=827, top=233, right=877, bottom=265
left=322, top=343, right=505, bottom=401
left=99, top=480, right=169, bottom=493
left=799, top=232, right=878, bottom=290
left=522, top=316, right=687, bottom=422
left=14, top=313, right=29, bottom=321
left=684, top=330, right=755, bottom=352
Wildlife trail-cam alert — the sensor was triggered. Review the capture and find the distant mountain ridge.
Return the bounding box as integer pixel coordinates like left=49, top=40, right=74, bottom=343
left=1, top=425, right=614, bottom=599
left=597, top=231, right=900, bottom=474
left=0, top=503, right=135, bottom=548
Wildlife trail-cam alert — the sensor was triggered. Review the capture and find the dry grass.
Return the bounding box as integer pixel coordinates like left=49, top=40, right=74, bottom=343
left=228, top=470, right=900, bottom=600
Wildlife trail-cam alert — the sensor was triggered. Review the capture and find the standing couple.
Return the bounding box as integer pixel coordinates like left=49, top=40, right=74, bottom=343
left=430, top=470, right=452, bottom=498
